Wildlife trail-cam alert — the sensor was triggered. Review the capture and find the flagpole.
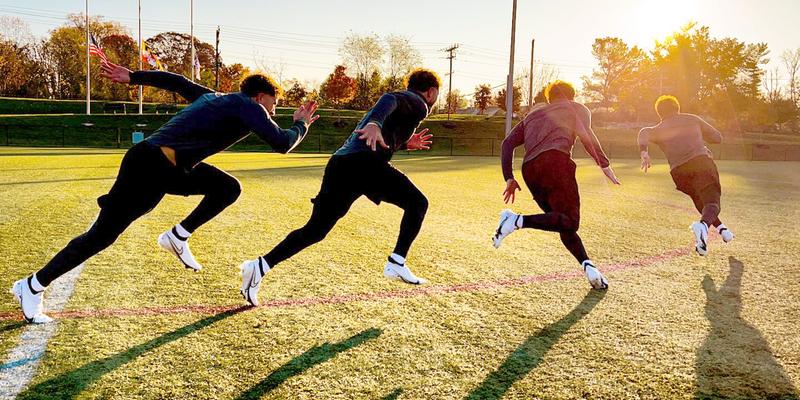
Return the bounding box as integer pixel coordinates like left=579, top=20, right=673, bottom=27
left=504, top=0, right=517, bottom=136
left=85, top=0, right=91, bottom=115
left=190, top=0, right=194, bottom=82
left=138, top=0, right=143, bottom=114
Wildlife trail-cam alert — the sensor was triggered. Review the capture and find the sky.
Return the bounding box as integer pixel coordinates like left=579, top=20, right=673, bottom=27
left=1, top=0, right=798, bottom=98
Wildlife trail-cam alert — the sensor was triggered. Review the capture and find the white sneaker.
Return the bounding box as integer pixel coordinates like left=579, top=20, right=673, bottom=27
left=582, top=261, right=609, bottom=290
left=240, top=257, right=269, bottom=306
left=158, top=228, right=202, bottom=271
left=493, top=209, right=520, bottom=249
left=383, top=257, right=427, bottom=285
left=717, top=224, right=734, bottom=243
left=691, top=221, right=709, bottom=256
left=10, top=277, right=53, bottom=324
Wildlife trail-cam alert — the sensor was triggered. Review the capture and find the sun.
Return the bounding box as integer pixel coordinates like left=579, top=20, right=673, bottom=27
left=632, top=0, right=699, bottom=46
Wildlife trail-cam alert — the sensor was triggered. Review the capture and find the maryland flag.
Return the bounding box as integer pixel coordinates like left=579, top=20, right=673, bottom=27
left=141, top=41, right=165, bottom=71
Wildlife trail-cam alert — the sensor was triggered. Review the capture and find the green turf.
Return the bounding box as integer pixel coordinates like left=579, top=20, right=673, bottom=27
left=0, top=148, right=798, bottom=399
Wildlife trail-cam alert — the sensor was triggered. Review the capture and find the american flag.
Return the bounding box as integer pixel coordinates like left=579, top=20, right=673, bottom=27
left=88, top=34, right=109, bottom=65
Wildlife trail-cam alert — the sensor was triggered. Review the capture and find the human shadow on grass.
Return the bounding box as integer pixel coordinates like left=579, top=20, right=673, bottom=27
left=235, top=328, right=382, bottom=400
left=17, top=306, right=248, bottom=400
left=380, top=387, right=403, bottom=400
left=695, top=257, right=798, bottom=400
left=464, top=290, right=606, bottom=400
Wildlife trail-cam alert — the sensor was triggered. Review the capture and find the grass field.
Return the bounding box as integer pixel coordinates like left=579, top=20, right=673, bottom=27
left=0, top=148, right=799, bottom=399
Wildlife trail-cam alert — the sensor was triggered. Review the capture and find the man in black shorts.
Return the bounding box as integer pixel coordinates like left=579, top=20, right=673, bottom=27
left=493, top=80, right=620, bottom=290
left=238, top=69, right=439, bottom=306
left=638, top=95, right=733, bottom=256
left=10, top=61, right=318, bottom=323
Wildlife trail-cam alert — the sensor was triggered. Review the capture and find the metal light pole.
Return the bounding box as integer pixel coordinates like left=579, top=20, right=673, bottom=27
left=85, top=0, right=90, bottom=115
left=528, top=38, right=535, bottom=107
left=504, top=0, right=518, bottom=135
left=138, top=0, right=143, bottom=114
left=190, top=0, right=195, bottom=82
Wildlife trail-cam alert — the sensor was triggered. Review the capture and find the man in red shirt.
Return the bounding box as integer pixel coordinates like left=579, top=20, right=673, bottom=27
left=494, top=81, right=620, bottom=290
left=638, top=95, right=734, bottom=256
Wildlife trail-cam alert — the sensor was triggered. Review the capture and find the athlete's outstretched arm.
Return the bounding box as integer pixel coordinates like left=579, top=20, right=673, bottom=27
left=500, top=121, right=525, bottom=203
left=101, top=61, right=212, bottom=103
left=242, top=100, right=319, bottom=154
left=574, top=106, right=620, bottom=184
left=354, top=93, right=399, bottom=151
left=694, top=114, right=723, bottom=144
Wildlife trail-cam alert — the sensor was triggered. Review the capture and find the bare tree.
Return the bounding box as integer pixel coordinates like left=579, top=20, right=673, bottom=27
left=0, top=16, right=34, bottom=46
left=782, top=48, right=800, bottom=106
left=339, top=33, right=384, bottom=79
left=514, top=64, right=560, bottom=106
left=254, top=52, right=287, bottom=87
left=384, top=34, right=421, bottom=90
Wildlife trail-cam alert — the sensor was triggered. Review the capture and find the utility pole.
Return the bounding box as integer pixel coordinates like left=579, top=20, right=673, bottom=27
left=442, top=44, right=459, bottom=120
left=528, top=38, right=535, bottom=107
left=215, top=26, right=220, bottom=91
left=505, top=0, right=518, bottom=136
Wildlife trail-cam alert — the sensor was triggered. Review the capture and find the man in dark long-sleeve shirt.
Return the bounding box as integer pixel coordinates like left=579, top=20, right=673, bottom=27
left=11, top=62, right=319, bottom=323
left=638, top=95, right=734, bottom=256
left=238, top=69, right=439, bottom=306
left=493, top=81, right=620, bottom=291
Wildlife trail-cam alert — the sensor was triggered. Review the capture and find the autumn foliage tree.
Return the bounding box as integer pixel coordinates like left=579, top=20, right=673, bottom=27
left=495, top=85, right=522, bottom=114
left=473, top=84, right=493, bottom=114
left=320, top=65, right=357, bottom=111
left=283, top=80, right=308, bottom=107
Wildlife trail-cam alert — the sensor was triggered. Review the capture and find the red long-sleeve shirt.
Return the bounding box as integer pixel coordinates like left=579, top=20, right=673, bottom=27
left=501, top=100, right=610, bottom=182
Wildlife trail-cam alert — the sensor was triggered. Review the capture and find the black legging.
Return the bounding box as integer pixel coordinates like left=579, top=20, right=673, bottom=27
left=264, top=154, right=428, bottom=267
left=35, top=142, right=241, bottom=286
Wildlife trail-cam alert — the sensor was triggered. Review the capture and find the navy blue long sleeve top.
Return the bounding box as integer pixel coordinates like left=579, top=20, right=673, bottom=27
left=333, top=90, right=429, bottom=161
left=130, top=71, right=308, bottom=169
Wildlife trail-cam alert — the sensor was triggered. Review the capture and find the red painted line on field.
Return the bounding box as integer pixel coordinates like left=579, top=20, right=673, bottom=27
left=0, top=246, right=695, bottom=322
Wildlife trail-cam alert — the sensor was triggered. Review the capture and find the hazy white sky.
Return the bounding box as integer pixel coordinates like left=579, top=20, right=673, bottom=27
left=2, top=0, right=798, bottom=96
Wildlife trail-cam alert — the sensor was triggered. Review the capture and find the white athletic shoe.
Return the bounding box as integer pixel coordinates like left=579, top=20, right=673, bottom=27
left=158, top=228, right=202, bottom=271
left=493, top=209, right=520, bottom=249
left=10, top=277, right=53, bottom=324
left=691, top=221, right=709, bottom=256
left=582, top=261, right=609, bottom=291
left=717, top=224, right=735, bottom=243
left=240, top=257, right=269, bottom=306
left=383, top=257, right=427, bottom=285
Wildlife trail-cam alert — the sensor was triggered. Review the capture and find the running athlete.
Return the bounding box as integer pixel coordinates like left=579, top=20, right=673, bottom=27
left=492, top=80, right=620, bottom=290
left=238, top=68, right=439, bottom=306
left=638, top=95, right=734, bottom=256
left=11, top=61, right=319, bottom=323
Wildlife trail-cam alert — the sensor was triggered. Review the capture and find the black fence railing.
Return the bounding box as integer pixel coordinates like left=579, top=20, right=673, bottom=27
left=2, top=124, right=800, bottom=161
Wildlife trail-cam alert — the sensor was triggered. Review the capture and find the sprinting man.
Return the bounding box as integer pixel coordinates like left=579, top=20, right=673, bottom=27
left=10, top=61, right=319, bottom=323
left=638, top=95, right=733, bottom=256
left=238, top=69, right=439, bottom=306
left=493, top=80, right=620, bottom=290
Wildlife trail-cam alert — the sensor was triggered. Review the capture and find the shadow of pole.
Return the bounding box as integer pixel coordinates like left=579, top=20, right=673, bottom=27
left=235, top=328, right=382, bottom=400
left=464, top=290, right=607, bottom=400
left=695, top=257, right=798, bottom=399
left=17, top=306, right=249, bottom=400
